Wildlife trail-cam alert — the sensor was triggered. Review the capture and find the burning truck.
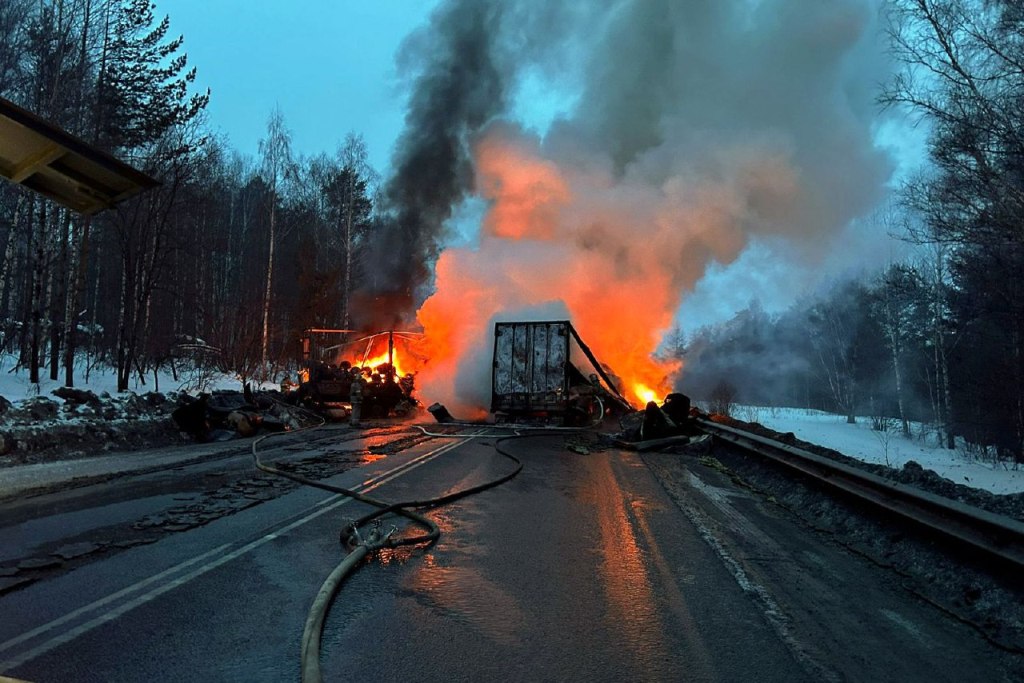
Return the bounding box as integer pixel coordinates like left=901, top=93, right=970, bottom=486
left=489, top=320, right=633, bottom=425
left=296, top=329, right=422, bottom=419
left=295, top=320, right=635, bottom=426
left=289, top=317, right=687, bottom=433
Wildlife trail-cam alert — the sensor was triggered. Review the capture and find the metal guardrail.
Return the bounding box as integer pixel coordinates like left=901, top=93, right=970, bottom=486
left=696, top=417, right=1024, bottom=571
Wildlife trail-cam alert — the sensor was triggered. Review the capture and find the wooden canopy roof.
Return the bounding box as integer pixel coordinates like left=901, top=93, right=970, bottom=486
left=0, top=96, right=158, bottom=215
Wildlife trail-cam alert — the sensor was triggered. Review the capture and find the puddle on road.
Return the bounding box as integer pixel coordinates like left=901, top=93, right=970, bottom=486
left=382, top=503, right=523, bottom=644
left=407, top=557, right=527, bottom=646
left=373, top=505, right=482, bottom=567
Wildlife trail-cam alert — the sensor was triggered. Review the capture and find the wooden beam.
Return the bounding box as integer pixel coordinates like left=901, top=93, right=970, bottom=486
left=8, top=144, right=64, bottom=183
left=0, top=96, right=158, bottom=215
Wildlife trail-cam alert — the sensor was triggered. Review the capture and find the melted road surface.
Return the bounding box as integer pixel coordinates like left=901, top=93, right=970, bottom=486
left=0, top=424, right=1019, bottom=681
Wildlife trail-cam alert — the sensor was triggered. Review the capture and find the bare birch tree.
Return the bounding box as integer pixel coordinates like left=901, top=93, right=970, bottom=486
left=257, top=107, right=295, bottom=378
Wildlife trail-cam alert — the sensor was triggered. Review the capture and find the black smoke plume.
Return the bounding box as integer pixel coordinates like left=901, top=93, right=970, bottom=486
left=363, top=1, right=506, bottom=319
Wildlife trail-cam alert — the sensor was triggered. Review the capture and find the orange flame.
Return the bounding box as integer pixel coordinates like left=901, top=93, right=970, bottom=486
left=334, top=334, right=427, bottom=379
left=633, top=383, right=659, bottom=406
left=415, top=124, right=685, bottom=414
left=353, top=350, right=405, bottom=377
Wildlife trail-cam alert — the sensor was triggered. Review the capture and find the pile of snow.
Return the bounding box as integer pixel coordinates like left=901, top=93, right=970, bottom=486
left=732, top=406, right=1024, bottom=496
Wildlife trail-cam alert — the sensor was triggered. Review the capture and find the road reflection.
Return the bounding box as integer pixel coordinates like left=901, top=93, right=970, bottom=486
left=403, top=507, right=527, bottom=645
left=587, top=454, right=669, bottom=678
left=409, top=560, right=527, bottom=645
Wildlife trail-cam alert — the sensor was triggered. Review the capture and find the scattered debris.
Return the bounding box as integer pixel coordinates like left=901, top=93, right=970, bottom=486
left=52, top=541, right=103, bottom=560
left=428, top=403, right=454, bottom=423
left=52, top=387, right=103, bottom=407
left=614, top=392, right=708, bottom=452
left=171, top=386, right=306, bottom=442
left=17, top=557, right=62, bottom=570
left=0, top=576, right=34, bottom=595
left=295, top=360, right=417, bottom=419
left=0, top=389, right=183, bottom=466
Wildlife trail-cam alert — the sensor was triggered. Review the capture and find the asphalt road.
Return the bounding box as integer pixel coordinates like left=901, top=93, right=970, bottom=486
left=0, top=424, right=1019, bottom=682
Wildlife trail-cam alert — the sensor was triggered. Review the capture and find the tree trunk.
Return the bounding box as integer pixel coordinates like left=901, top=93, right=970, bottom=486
left=29, top=202, right=46, bottom=385
left=939, top=340, right=954, bottom=449
left=882, top=287, right=910, bottom=437
left=19, top=196, right=36, bottom=369
left=116, top=248, right=131, bottom=392
left=342, top=177, right=354, bottom=329
left=86, top=235, right=102, bottom=384
left=0, top=196, right=24, bottom=352
left=49, top=209, right=70, bottom=381
left=891, top=341, right=909, bottom=436
left=929, top=250, right=955, bottom=450
left=65, top=216, right=91, bottom=387
left=260, top=194, right=276, bottom=376
left=1013, top=323, right=1024, bottom=466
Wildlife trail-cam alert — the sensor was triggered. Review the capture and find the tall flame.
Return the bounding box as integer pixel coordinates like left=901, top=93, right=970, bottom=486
left=415, top=123, right=691, bottom=414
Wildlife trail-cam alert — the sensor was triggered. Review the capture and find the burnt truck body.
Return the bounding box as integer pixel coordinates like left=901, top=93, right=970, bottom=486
left=491, top=320, right=633, bottom=423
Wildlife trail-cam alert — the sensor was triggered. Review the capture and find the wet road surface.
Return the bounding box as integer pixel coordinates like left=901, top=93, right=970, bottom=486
left=1, top=425, right=1019, bottom=681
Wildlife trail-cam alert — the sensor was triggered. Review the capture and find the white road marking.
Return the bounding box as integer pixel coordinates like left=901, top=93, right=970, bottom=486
left=0, top=433, right=482, bottom=672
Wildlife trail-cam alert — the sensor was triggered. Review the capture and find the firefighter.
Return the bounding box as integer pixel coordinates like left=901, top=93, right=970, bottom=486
left=336, top=360, right=353, bottom=400
left=349, top=370, right=364, bottom=426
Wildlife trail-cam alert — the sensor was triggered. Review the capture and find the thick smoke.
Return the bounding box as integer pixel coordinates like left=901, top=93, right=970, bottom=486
left=384, top=0, right=895, bottom=412
left=364, top=1, right=615, bottom=321
left=361, top=1, right=507, bottom=317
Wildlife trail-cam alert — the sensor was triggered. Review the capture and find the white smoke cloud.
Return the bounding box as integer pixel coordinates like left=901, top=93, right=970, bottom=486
left=399, top=0, right=897, bottom=411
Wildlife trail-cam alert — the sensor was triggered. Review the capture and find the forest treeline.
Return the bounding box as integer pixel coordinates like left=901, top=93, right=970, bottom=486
left=0, top=0, right=377, bottom=391
left=682, top=1, right=1024, bottom=463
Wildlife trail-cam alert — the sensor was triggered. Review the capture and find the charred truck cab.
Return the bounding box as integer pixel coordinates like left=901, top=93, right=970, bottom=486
left=491, top=320, right=633, bottom=425
left=296, top=329, right=419, bottom=419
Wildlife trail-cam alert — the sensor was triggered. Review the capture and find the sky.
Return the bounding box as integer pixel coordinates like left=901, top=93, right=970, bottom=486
left=166, top=1, right=442, bottom=173
left=165, top=0, right=928, bottom=334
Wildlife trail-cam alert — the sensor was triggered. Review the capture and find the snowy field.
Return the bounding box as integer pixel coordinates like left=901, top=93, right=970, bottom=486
left=731, top=405, right=1024, bottom=496
left=0, top=354, right=267, bottom=402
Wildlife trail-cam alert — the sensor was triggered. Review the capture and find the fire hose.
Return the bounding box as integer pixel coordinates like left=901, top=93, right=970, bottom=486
left=251, top=415, right=579, bottom=683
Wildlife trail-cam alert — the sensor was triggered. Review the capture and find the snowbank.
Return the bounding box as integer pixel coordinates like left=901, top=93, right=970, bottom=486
left=732, top=406, right=1024, bottom=496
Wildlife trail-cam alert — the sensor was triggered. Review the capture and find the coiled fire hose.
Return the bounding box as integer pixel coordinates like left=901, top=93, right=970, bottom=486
left=251, top=415, right=572, bottom=683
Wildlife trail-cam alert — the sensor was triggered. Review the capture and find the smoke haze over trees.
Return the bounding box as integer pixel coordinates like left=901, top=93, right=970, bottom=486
left=682, top=0, right=1024, bottom=464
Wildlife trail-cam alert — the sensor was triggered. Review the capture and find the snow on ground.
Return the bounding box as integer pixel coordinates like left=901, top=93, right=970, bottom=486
left=733, top=405, right=1024, bottom=496
left=0, top=354, right=272, bottom=404
left=3, top=353, right=1021, bottom=498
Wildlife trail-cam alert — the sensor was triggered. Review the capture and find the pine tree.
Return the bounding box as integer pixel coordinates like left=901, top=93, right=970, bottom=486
left=95, top=0, right=208, bottom=153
